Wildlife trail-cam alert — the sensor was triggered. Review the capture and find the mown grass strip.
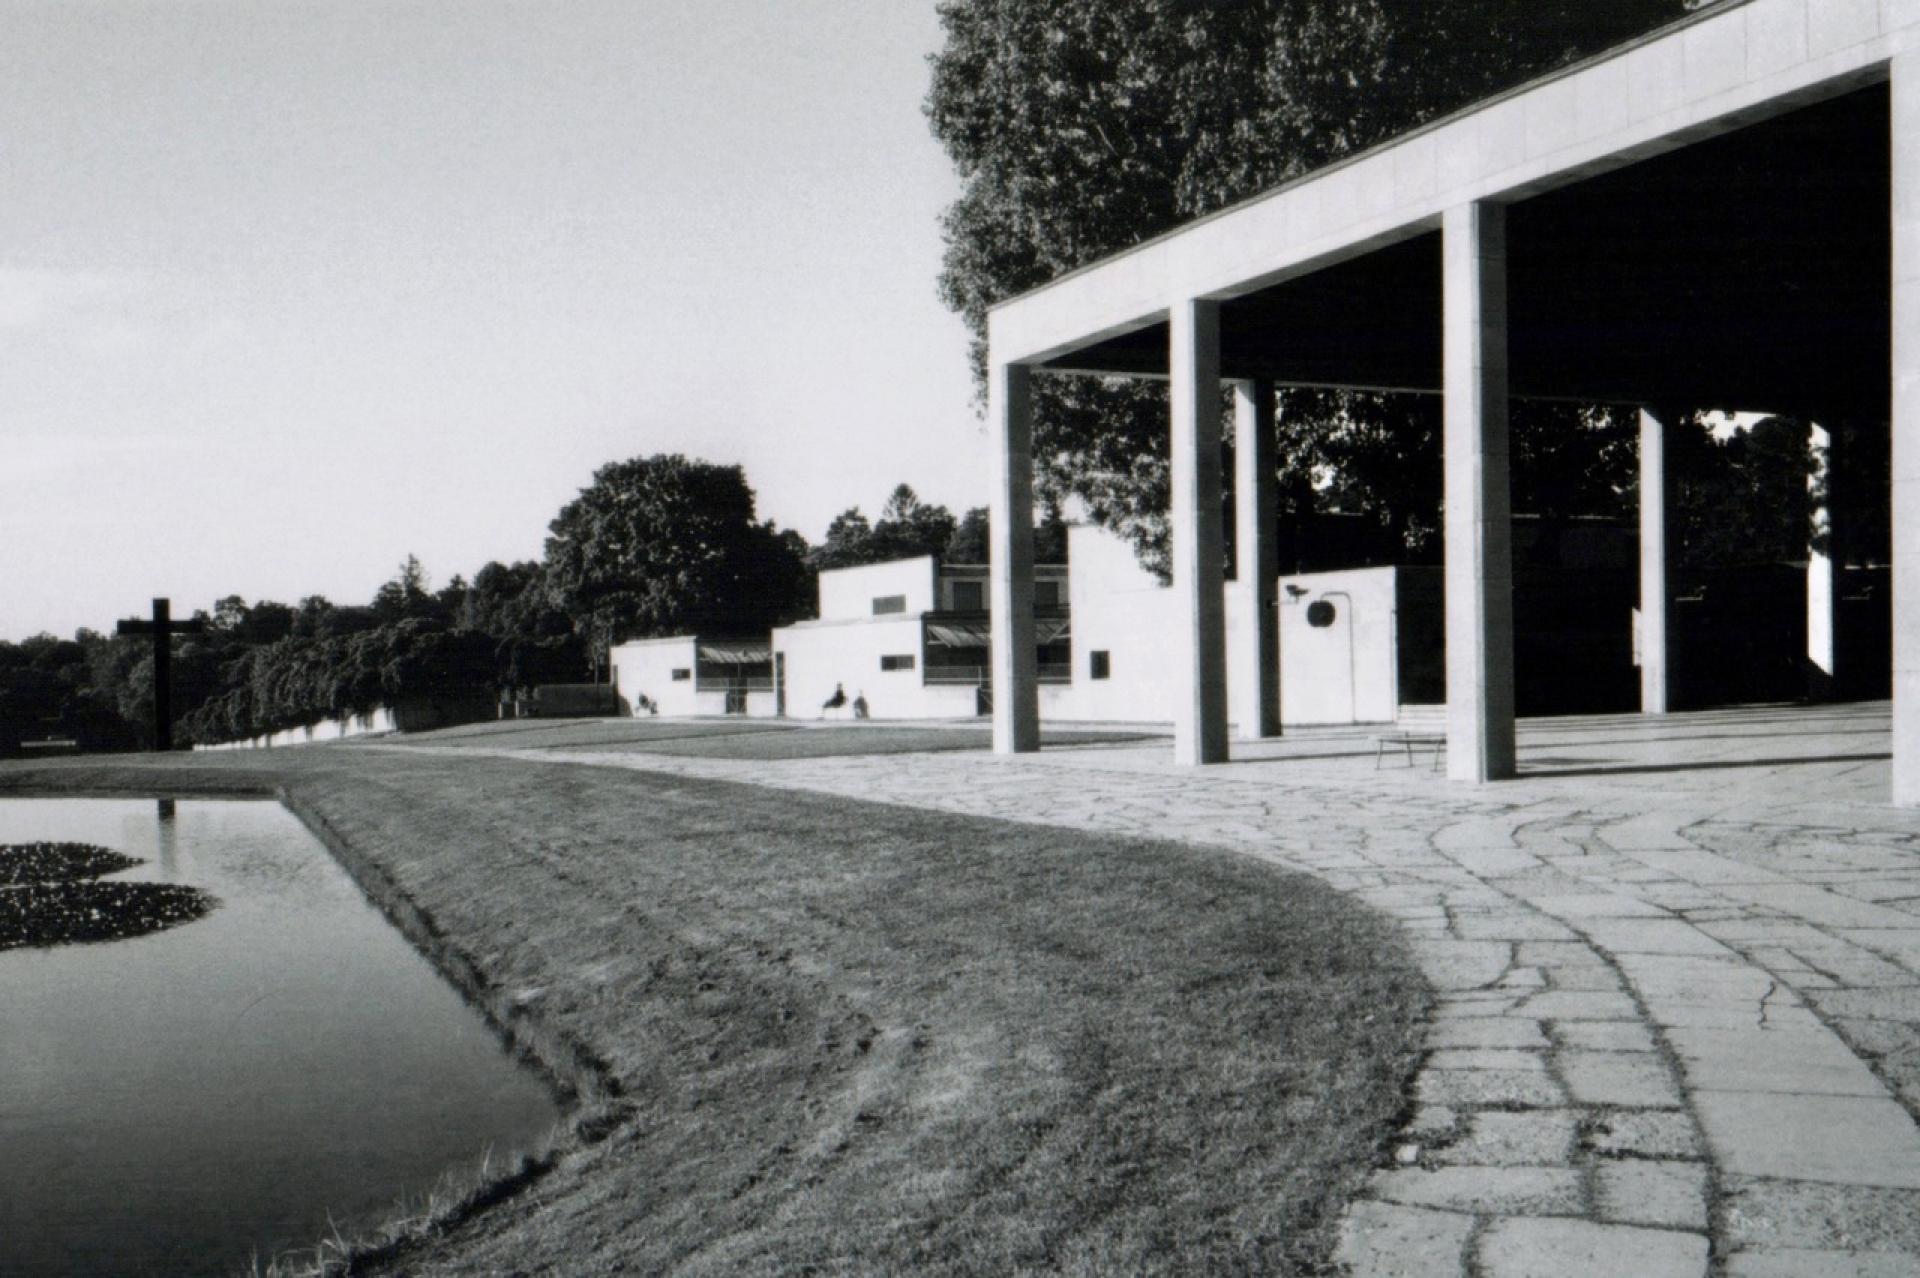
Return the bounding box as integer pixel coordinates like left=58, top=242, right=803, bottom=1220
left=2, top=748, right=1427, bottom=1276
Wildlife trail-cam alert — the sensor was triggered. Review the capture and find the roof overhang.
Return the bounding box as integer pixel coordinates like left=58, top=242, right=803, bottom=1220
left=988, top=0, right=1913, bottom=420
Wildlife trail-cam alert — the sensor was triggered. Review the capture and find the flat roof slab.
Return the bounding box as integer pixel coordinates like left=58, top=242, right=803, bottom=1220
left=1044, top=86, right=1891, bottom=418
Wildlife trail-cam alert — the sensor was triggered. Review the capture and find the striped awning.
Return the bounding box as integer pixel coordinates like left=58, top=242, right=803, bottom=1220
left=697, top=643, right=771, bottom=665
left=925, top=618, right=1069, bottom=648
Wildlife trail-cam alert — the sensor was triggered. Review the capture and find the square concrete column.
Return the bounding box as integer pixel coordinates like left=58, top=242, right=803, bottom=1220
left=1170, top=297, right=1229, bottom=765
left=1807, top=420, right=1838, bottom=700
left=1232, top=378, right=1282, bottom=739
left=1638, top=407, right=1679, bottom=715
left=1896, top=52, right=1920, bottom=806
left=988, top=359, right=1039, bottom=754
left=1442, top=201, right=1517, bottom=782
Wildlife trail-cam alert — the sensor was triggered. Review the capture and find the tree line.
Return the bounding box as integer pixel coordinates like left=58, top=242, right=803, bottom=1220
left=1, top=459, right=1043, bottom=752
left=5, top=3, right=1853, bottom=751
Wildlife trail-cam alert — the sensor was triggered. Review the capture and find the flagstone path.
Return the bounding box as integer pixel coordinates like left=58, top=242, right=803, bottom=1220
left=396, top=702, right=1920, bottom=1276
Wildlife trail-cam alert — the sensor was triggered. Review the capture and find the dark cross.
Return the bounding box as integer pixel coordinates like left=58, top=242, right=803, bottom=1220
left=116, top=598, right=207, bottom=752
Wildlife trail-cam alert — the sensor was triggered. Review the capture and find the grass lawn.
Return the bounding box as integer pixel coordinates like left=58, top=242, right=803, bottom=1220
left=0, top=748, right=1427, bottom=1275
left=395, top=716, right=1161, bottom=760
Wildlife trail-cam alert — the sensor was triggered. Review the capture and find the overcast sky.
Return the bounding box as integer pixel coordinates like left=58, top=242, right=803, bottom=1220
left=0, top=0, right=983, bottom=640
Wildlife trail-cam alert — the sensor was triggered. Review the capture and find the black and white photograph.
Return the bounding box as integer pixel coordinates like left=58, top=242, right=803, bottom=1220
left=5, top=2, right=1920, bottom=1274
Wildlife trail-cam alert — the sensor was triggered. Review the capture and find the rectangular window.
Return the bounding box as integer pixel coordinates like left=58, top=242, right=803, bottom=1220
left=950, top=580, right=984, bottom=611
left=1090, top=651, right=1111, bottom=680
left=670, top=668, right=691, bottom=681
left=880, top=653, right=915, bottom=672
left=872, top=594, right=907, bottom=615
left=1035, top=580, right=1061, bottom=609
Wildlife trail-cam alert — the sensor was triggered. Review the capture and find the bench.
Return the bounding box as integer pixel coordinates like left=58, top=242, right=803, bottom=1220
left=1376, top=705, right=1447, bottom=771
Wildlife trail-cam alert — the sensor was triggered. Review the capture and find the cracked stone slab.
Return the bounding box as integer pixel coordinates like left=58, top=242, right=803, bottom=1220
left=1581, top=1110, right=1703, bottom=1160
left=1722, top=1177, right=1920, bottom=1251
left=1718, top=885, right=1920, bottom=931
left=1666, top=1027, right=1887, bottom=1097
left=1562, top=1051, right=1685, bottom=1108
left=1430, top=1110, right=1578, bottom=1167
left=1596, top=1160, right=1709, bottom=1229
left=1577, top=917, right=1737, bottom=957
left=1334, top=1200, right=1474, bottom=1276
left=1554, top=1020, right=1658, bottom=1053
left=1696, top=1092, right=1920, bottom=1187
left=1427, top=1048, right=1549, bottom=1073
left=1368, top=1165, right=1583, bottom=1214
left=1725, top=1249, right=1920, bottom=1276
left=1418, top=1068, right=1567, bottom=1109
left=1406, top=938, right=1517, bottom=990
left=1427, top=1017, right=1550, bottom=1049
left=1808, top=986, right=1920, bottom=1023
left=1544, top=964, right=1625, bottom=991
left=1510, top=990, right=1641, bottom=1021
left=1528, top=892, right=1677, bottom=919
left=1454, top=911, right=1580, bottom=941
left=1475, top=1216, right=1708, bottom=1277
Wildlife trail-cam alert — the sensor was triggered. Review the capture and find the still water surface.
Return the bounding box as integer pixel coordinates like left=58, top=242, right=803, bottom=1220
left=0, top=798, right=561, bottom=1276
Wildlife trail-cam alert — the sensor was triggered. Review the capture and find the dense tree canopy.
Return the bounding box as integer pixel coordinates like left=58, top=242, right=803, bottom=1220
left=927, top=0, right=1693, bottom=568
left=811, top=485, right=961, bottom=571
left=544, top=455, right=814, bottom=647
left=944, top=504, right=1070, bottom=566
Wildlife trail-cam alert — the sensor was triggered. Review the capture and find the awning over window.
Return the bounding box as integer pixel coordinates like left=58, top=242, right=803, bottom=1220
left=697, top=643, right=771, bottom=665
left=926, top=620, right=990, bottom=648
left=925, top=618, right=1069, bottom=648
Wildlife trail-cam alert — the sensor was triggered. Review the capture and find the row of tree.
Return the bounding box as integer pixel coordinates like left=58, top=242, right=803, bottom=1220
left=1, top=457, right=1047, bottom=752
left=4, top=3, right=1863, bottom=752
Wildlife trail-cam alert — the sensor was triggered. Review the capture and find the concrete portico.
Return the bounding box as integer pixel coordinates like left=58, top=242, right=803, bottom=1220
left=986, top=0, right=1920, bottom=801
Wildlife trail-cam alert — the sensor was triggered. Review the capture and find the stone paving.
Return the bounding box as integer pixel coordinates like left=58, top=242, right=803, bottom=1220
left=398, top=701, right=1920, bottom=1276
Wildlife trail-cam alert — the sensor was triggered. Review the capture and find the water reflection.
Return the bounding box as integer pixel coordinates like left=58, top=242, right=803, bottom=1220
left=0, top=798, right=560, bottom=1277
left=155, top=799, right=178, bottom=876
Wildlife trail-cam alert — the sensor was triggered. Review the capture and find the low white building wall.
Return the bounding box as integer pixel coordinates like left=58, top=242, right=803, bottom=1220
left=195, top=706, right=397, bottom=751
left=818, top=556, right=939, bottom=622
left=1277, top=567, right=1401, bottom=725
left=774, top=616, right=979, bottom=720
left=609, top=636, right=776, bottom=718
left=610, top=637, right=701, bottom=716
left=1047, top=525, right=1406, bottom=727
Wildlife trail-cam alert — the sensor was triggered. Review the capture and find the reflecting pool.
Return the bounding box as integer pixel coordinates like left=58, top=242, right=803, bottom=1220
left=0, top=798, right=561, bottom=1276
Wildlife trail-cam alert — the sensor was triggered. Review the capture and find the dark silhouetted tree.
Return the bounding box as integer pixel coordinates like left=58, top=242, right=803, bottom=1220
left=927, top=0, right=1690, bottom=568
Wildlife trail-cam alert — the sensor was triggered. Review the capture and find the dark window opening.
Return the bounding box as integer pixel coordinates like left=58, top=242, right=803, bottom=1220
left=872, top=594, right=907, bottom=615
left=1090, top=651, right=1110, bottom=680
left=881, top=653, right=916, bottom=671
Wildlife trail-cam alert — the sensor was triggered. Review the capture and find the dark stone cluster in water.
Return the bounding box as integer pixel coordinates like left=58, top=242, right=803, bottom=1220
left=0, top=842, right=216, bottom=951
left=0, top=841, right=142, bottom=885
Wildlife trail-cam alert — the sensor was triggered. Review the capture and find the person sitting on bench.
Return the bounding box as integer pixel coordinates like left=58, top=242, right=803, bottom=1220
left=821, top=683, right=847, bottom=718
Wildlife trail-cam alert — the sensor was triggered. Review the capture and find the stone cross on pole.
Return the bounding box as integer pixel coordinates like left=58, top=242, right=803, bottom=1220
left=116, top=598, right=207, bottom=752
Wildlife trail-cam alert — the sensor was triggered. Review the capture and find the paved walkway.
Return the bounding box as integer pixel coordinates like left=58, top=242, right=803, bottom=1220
left=411, top=702, right=1920, bottom=1276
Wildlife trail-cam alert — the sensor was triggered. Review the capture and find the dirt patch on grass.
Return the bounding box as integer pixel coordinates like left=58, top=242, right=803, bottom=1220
left=1, top=750, right=1427, bottom=1275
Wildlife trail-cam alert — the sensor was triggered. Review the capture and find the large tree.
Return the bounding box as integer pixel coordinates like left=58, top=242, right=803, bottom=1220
left=927, top=0, right=1689, bottom=569
left=808, top=484, right=962, bottom=570
left=544, top=455, right=813, bottom=648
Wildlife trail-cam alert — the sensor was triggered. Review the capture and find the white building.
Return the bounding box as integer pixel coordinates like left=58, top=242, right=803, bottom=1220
left=1046, top=524, right=1435, bottom=727
left=606, top=531, right=1448, bottom=727
left=772, top=556, right=1071, bottom=720
left=608, top=635, right=776, bottom=718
